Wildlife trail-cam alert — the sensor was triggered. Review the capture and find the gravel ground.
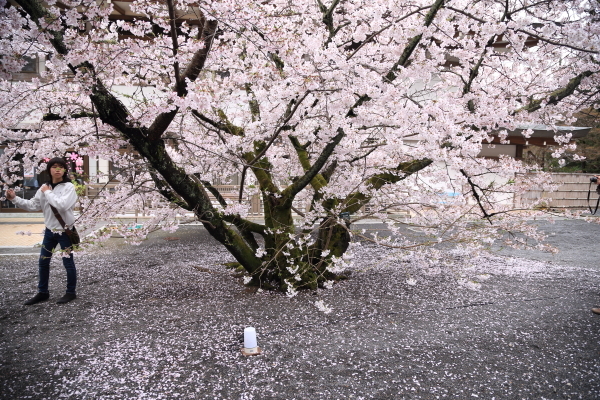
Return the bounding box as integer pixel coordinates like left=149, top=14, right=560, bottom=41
left=1, top=219, right=600, bottom=399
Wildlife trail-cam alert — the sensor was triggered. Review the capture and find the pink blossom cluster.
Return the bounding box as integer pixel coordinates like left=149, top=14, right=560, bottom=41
left=0, top=0, right=597, bottom=261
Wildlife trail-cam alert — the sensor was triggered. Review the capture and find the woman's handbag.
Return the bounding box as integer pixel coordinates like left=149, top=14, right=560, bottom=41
left=49, top=205, right=81, bottom=245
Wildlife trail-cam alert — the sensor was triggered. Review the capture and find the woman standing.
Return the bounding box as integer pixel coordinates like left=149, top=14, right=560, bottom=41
left=5, top=157, right=78, bottom=305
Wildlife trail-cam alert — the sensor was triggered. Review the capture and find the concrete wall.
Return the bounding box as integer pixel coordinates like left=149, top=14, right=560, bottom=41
left=518, top=173, right=598, bottom=209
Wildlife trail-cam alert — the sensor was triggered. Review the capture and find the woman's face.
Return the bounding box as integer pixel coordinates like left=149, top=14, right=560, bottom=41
left=50, top=164, right=66, bottom=180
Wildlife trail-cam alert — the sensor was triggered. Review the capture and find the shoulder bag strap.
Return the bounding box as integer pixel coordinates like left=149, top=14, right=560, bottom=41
left=49, top=205, right=68, bottom=229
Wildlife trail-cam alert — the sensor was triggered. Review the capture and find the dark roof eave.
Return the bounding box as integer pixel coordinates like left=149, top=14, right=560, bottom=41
left=499, top=125, right=591, bottom=139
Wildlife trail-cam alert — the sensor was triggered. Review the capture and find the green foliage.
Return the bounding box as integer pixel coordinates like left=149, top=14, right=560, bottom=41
left=71, top=180, right=86, bottom=196
left=539, top=110, right=600, bottom=173
left=572, top=110, right=600, bottom=173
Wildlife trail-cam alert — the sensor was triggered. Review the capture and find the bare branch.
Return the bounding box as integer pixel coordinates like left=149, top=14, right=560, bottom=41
left=516, top=29, right=599, bottom=54
left=460, top=169, right=496, bottom=223
left=346, top=6, right=432, bottom=61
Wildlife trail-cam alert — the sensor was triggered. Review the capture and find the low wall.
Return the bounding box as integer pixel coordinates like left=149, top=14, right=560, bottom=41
left=519, top=172, right=598, bottom=209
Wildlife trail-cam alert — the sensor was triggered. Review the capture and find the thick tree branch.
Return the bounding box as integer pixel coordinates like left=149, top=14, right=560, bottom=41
left=201, top=180, right=228, bottom=207
left=245, top=83, right=261, bottom=121
left=317, top=0, right=344, bottom=44
left=248, top=93, right=310, bottom=169
left=237, top=92, right=311, bottom=201
left=222, top=213, right=265, bottom=252
left=88, top=75, right=140, bottom=136
left=43, top=112, right=98, bottom=121
left=14, top=0, right=68, bottom=55
left=166, top=0, right=183, bottom=95
left=462, top=35, right=499, bottom=112
left=517, top=70, right=595, bottom=114
left=344, top=0, right=446, bottom=118
left=191, top=109, right=230, bottom=133
left=346, top=6, right=432, bottom=61
left=147, top=19, right=218, bottom=141
left=285, top=129, right=345, bottom=198
left=132, top=137, right=263, bottom=272
left=222, top=215, right=266, bottom=236
left=384, top=0, right=445, bottom=82
left=241, top=149, right=279, bottom=195
left=289, top=135, right=329, bottom=192
left=341, top=159, right=433, bottom=214
left=367, top=159, right=434, bottom=190
left=181, top=19, right=219, bottom=82
left=215, top=109, right=245, bottom=136
left=321, top=160, right=338, bottom=183
left=150, top=170, right=192, bottom=210
left=213, top=192, right=265, bottom=252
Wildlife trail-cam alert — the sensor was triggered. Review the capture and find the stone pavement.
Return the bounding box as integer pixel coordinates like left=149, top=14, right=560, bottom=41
left=0, top=217, right=599, bottom=399
left=0, top=214, right=44, bottom=250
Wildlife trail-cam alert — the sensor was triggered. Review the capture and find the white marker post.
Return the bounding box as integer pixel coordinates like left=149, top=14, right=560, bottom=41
left=241, top=326, right=262, bottom=356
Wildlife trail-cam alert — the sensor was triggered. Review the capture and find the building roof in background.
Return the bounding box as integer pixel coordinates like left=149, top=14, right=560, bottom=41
left=507, top=124, right=590, bottom=139
left=494, top=125, right=591, bottom=146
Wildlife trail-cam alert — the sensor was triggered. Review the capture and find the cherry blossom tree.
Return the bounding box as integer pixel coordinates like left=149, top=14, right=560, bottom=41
left=1, top=0, right=598, bottom=292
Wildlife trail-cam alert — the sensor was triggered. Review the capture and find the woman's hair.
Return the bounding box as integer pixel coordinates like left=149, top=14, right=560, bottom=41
left=45, top=157, right=69, bottom=181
